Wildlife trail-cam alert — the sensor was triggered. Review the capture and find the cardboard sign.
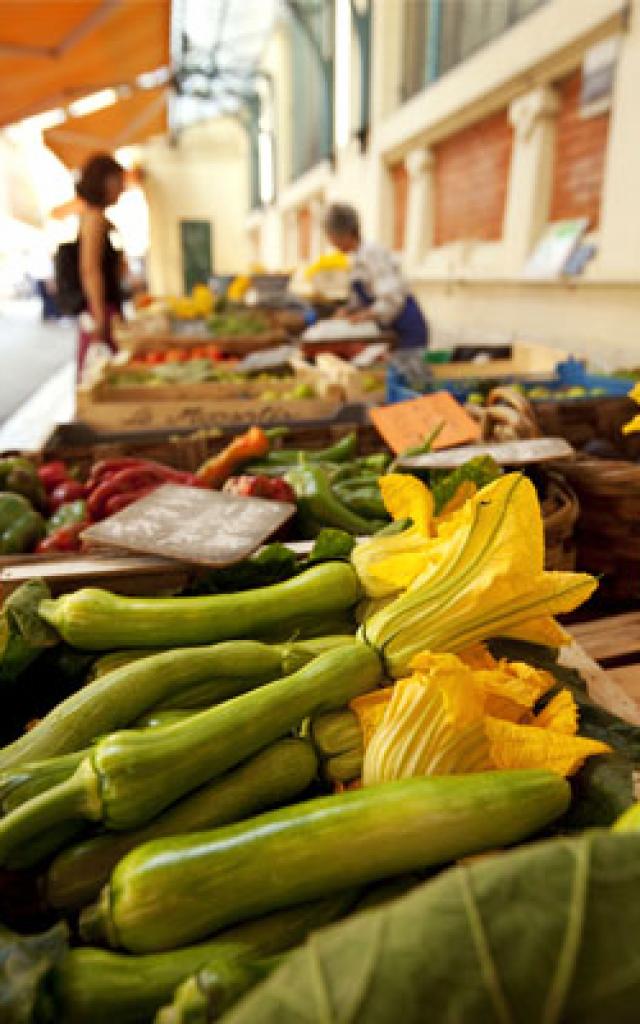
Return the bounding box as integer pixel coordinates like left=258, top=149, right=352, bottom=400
left=81, top=484, right=296, bottom=567
left=370, top=392, right=481, bottom=455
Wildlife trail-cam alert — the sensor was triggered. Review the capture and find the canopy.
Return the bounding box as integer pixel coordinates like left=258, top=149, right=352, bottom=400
left=0, top=0, right=170, bottom=127
left=43, top=85, right=168, bottom=168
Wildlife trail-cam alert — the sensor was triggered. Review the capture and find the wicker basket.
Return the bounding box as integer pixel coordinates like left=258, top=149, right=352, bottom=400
left=540, top=471, right=579, bottom=571
left=535, top=396, right=640, bottom=458
left=556, top=458, right=640, bottom=599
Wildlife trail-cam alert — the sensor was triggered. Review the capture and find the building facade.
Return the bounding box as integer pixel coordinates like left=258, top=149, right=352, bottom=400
left=246, top=0, right=640, bottom=366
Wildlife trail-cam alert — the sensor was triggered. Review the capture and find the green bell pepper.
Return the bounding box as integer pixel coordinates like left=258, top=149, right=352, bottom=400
left=0, top=492, right=46, bottom=554
left=46, top=500, right=87, bottom=535
left=261, top=432, right=358, bottom=467
left=0, top=458, right=47, bottom=512
left=285, top=466, right=385, bottom=538
left=333, top=482, right=387, bottom=519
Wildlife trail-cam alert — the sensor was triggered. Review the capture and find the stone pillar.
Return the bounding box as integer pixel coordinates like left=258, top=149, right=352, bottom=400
left=503, top=85, right=559, bottom=266
left=404, top=145, right=435, bottom=268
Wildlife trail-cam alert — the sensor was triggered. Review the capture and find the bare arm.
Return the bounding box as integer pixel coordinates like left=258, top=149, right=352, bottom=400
left=79, top=210, right=107, bottom=337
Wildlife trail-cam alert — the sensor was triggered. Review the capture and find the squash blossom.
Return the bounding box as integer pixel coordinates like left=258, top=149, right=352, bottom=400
left=622, top=382, right=640, bottom=434
left=354, top=472, right=597, bottom=677
left=355, top=651, right=610, bottom=784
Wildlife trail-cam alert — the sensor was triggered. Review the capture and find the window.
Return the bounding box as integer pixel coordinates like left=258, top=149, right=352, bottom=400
left=335, top=0, right=372, bottom=147
left=180, top=220, right=213, bottom=293
left=400, top=0, right=547, bottom=102
left=389, top=162, right=409, bottom=251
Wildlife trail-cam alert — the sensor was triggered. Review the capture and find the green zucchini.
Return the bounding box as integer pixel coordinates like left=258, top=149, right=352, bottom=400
left=133, top=710, right=195, bottom=729
left=155, top=956, right=280, bottom=1024
left=43, top=894, right=357, bottom=1024
left=0, top=644, right=382, bottom=865
left=47, top=738, right=318, bottom=911
left=39, top=562, right=360, bottom=650
left=0, top=749, right=87, bottom=815
left=89, top=649, right=168, bottom=679
left=0, top=640, right=317, bottom=772
left=80, top=770, right=569, bottom=953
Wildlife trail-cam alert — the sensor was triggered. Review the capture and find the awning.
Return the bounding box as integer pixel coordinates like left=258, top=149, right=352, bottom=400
left=43, top=85, right=168, bottom=169
left=0, top=0, right=170, bottom=127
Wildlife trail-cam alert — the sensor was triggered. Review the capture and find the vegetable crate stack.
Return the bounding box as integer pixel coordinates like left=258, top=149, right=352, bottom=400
left=1, top=460, right=638, bottom=1023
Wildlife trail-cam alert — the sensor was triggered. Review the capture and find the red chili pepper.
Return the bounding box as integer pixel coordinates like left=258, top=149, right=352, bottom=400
left=222, top=475, right=296, bottom=503
left=87, top=464, right=200, bottom=520
left=35, top=522, right=86, bottom=553
left=49, top=479, right=86, bottom=511
left=37, top=461, right=71, bottom=491
left=103, top=485, right=160, bottom=517
left=86, top=458, right=149, bottom=490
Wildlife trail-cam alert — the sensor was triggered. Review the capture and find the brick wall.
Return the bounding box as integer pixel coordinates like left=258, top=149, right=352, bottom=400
left=433, top=109, right=513, bottom=245
left=389, top=161, right=408, bottom=251
left=297, top=205, right=311, bottom=261
left=549, top=70, right=610, bottom=228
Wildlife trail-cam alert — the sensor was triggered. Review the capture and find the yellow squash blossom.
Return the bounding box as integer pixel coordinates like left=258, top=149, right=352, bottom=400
left=304, top=251, right=350, bottom=279
left=357, top=473, right=597, bottom=677
left=623, top=383, right=640, bottom=434
left=359, top=651, right=610, bottom=785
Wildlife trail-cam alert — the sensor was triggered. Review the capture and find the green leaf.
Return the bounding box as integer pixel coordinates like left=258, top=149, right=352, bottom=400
left=0, top=580, right=59, bottom=684
left=0, top=922, right=68, bottom=1024
left=308, top=530, right=355, bottom=564
left=223, top=831, right=640, bottom=1024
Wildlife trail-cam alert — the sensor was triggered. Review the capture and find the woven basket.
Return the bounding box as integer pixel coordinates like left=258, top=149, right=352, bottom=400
left=540, top=471, right=579, bottom=572
left=535, top=396, right=640, bottom=457
left=556, top=458, right=640, bottom=599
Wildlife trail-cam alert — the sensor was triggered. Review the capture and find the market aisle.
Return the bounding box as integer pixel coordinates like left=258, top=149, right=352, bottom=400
left=0, top=298, right=75, bottom=425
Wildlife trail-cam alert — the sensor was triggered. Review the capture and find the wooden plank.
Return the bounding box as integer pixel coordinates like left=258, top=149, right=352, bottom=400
left=609, top=665, right=640, bottom=702
left=559, top=643, right=640, bottom=725
left=568, top=612, right=640, bottom=662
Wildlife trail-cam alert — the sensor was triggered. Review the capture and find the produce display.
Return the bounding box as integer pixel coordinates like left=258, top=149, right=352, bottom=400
left=3, top=446, right=636, bottom=1024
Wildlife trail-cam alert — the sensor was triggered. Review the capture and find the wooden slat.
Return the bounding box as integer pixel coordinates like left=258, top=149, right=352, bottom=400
left=609, top=665, right=640, bottom=702
left=568, top=612, right=640, bottom=662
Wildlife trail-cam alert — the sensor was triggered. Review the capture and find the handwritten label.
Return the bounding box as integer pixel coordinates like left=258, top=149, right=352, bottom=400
left=369, top=392, right=481, bottom=455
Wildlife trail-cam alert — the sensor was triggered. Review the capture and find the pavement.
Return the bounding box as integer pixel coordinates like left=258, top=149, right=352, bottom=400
left=0, top=298, right=75, bottom=449
left=0, top=298, right=75, bottom=424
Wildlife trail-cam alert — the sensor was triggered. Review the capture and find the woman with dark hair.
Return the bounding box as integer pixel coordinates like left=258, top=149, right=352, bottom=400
left=76, top=152, right=125, bottom=371
left=324, top=202, right=428, bottom=350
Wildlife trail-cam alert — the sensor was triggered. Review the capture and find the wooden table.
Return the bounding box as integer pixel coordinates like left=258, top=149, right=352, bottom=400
left=568, top=611, right=640, bottom=723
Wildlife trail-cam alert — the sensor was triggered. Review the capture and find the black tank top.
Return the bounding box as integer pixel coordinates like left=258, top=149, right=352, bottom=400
left=102, top=230, right=123, bottom=308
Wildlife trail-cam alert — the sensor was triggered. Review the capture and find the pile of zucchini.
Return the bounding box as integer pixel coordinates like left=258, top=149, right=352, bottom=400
left=0, top=562, right=570, bottom=1023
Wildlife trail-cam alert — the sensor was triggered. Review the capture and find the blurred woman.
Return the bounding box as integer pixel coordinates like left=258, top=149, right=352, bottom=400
left=76, top=153, right=125, bottom=372
left=324, top=202, right=428, bottom=349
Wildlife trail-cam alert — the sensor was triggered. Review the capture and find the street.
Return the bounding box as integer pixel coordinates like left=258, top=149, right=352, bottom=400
left=0, top=298, right=75, bottom=425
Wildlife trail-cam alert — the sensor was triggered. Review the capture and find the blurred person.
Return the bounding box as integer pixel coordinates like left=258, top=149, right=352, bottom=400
left=324, top=202, right=428, bottom=350
left=76, top=153, right=125, bottom=371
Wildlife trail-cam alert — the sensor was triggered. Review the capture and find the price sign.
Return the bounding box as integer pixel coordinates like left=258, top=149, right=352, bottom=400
left=370, top=392, right=481, bottom=455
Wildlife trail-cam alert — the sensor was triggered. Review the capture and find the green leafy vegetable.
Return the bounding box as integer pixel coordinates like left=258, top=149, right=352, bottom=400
left=224, top=831, right=640, bottom=1024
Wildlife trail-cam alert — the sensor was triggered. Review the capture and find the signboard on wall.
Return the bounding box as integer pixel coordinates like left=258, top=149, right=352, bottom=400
left=180, top=220, right=213, bottom=293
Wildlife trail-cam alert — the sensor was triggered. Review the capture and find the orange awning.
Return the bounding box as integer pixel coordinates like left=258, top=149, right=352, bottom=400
left=44, top=85, right=167, bottom=168
left=0, top=0, right=170, bottom=127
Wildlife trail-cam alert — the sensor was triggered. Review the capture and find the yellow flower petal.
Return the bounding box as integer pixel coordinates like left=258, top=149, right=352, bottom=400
left=367, top=551, right=433, bottom=592
left=499, top=615, right=570, bottom=648
left=458, top=644, right=497, bottom=670
left=534, top=689, right=578, bottom=735
left=436, top=481, right=478, bottom=521
left=630, top=382, right=640, bottom=403
left=350, top=687, right=393, bottom=749
left=623, top=414, right=640, bottom=435
left=477, top=661, right=554, bottom=723
left=485, top=716, right=610, bottom=777
left=352, top=528, right=433, bottom=598
left=378, top=474, right=434, bottom=535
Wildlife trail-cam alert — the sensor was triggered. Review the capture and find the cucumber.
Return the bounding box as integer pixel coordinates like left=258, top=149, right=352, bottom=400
left=80, top=770, right=569, bottom=953
left=47, top=738, right=318, bottom=911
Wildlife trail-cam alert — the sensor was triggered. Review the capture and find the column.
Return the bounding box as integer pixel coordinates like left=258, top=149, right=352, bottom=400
left=503, top=85, right=559, bottom=267
left=309, top=195, right=326, bottom=258
left=403, top=145, right=435, bottom=268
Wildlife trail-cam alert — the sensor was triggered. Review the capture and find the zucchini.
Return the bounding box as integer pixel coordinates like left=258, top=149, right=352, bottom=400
left=0, top=749, right=86, bottom=815
left=47, top=738, right=318, bottom=912
left=80, top=770, right=569, bottom=952
left=133, top=710, right=195, bottom=729
left=39, top=562, right=360, bottom=650
left=44, top=894, right=357, bottom=1024
left=0, top=644, right=382, bottom=865
left=155, top=956, right=280, bottom=1024
left=0, top=639, right=317, bottom=772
